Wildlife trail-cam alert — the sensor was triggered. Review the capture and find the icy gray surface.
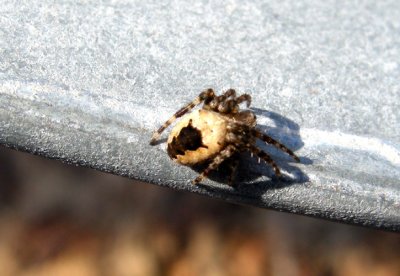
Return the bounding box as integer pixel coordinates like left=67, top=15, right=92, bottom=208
left=0, top=0, right=399, bottom=231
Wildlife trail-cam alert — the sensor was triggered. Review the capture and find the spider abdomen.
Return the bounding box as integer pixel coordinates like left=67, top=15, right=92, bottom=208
left=167, top=110, right=228, bottom=165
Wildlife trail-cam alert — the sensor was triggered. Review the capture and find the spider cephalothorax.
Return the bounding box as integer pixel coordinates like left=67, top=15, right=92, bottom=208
left=150, top=88, right=300, bottom=185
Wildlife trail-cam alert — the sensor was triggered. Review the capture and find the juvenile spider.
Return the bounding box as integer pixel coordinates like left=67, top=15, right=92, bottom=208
left=150, top=88, right=300, bottom=185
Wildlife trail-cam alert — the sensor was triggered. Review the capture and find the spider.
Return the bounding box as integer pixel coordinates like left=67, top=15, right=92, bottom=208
left=150, top=88, right=300, bottom=185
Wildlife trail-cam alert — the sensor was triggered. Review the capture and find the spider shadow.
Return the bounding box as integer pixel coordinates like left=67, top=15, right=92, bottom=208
left=195, top=107, right=312, bottom=195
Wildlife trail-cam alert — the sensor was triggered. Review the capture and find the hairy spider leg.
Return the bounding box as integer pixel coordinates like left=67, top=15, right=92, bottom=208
left=227, top=158, right=239, bottom=186
left=193, top=145, right=237, bottom=184
left=249, top=145, right=281, bottom=177
left=214, top=91, right=252, bottom=114
left=252, top=129, right=300, bottom=162
left=150, top=89, right=216, bottom=145
left=235, top=93, right=252, bottom=107
left=206, top=88, right=236, bottom=111
left=219, top=93, right=252, bottom=114
left=218, top=88, right=237, bottom=101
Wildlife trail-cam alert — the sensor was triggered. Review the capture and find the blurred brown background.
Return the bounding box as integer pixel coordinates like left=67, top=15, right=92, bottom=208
left=0, top=146, right=399, bottom=276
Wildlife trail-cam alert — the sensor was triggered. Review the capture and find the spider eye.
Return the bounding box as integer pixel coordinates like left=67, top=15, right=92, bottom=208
left=167, top=120, right=207, bottom=158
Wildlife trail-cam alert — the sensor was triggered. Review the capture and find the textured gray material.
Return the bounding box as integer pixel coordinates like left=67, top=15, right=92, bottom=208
left=0, top=1, right=399, bottom=231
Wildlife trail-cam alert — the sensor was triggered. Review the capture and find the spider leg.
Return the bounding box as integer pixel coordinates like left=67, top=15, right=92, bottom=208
left=227, top=158, right=239, bottom=186
left=249, top=145, right=281, bottom=177
left=206, top=88, right=236, bottom=111
left=252, top=129, right=300, bottom=162
left=217, top=92, right=252, bottom=113
left=219, top=88, right=237, bottom=100
left=235, top=93, right=251, bottom=107
left=193, top=144, right=237, bottom=184
left=150, top=88, right=215, bottom=145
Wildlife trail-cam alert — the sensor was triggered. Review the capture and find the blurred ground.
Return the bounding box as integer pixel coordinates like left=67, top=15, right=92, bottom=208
left=0, top=146, right=399, bottom=276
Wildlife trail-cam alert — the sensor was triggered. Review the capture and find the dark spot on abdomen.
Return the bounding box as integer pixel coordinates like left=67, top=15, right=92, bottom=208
left=168, top=119, right=208, bottom=158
